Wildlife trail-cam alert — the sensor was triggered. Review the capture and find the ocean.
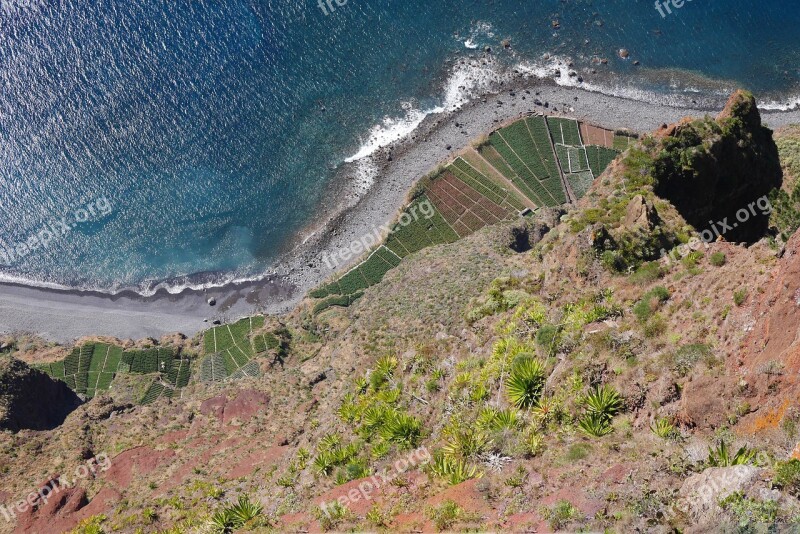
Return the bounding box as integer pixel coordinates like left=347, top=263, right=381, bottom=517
left=0, top=0, right=797, bottom=295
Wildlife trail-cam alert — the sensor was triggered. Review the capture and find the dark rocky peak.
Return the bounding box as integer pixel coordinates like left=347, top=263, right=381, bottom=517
left=652, top=90, right=782, bottom=244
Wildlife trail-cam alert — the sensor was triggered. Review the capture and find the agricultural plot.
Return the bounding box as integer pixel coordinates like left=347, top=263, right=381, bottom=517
left=489, top=125, right=562, bottom=206
left=199, top=353, right=229, bottom=383
left=38, top=342, right=191, bottom=402
left=309, top=113, right=627, bottom=312
left=427, top=171, right=510, bottom=238
left=476, top=144, right=549, bottom=207
left=567, top=171, right=596, bottom=199
left=524, top=117, right=569, bottom=204
left=456, top=153, right=527, bottom=211
left=230, top=360, right=261, bottom=381
left=202, top=316, right=266, bottom=380
left=613, top=132, right=638, bottom=151
left=579, top=123, right=614, bottom=148
left=140, top=381, right=174, bottom=405
left=547, top=117, right=583, bottom=147
left=313, top=195, right=458, bottom=308
left=586, top=146, right=620, bottom=178
left=555, top=145, right=590, bottom=174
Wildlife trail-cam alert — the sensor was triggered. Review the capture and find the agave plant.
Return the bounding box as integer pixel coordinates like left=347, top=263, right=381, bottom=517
left=506, top=358, right=546, bottom=408
left=313, top=450, right=336, bottom=476
left=208, top=495, right=263, bottom=533
left=360, top=404, right=389, bottom=436
left=379, top=410, right=422, bottom=448
left=354, top=375, right=369, bottom=394
left=650, top=417, right=678, bottom=439
left=428, top=451, right=481, bottom=485
left=532, top=395, right=563, bottom=424
left=317, top=433, right=342, bottom=453
left=578, top=412, right=614, bottom=437
left=707, top=441, right=757, bottom=467
left=476, top=406, right=500, bottom=429
left=583, top=385, right=623, bottom=419
left=337, top=394, right=358, bottom=423
left=371, top=355, right=398, bottom=389
left=228, top=495, right=263, bottom=526
left=491, top=408, right=521, bottom=431
left=442, top=426, right=491, bottom=460
left=209, top=510, right=237, bottom=534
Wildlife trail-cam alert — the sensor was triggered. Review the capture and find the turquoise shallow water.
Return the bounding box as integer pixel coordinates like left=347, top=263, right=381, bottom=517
left=0, top=0, right=798, bottom=294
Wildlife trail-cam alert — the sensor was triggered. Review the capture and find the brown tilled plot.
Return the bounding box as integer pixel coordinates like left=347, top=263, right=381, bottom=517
left=427, top=171, right=513, bottom=238
left=580, top=122, right=614, bottom=148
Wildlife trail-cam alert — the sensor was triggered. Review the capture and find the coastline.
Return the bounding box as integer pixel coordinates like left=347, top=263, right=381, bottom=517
left=3, top=77, right=799, bottom=343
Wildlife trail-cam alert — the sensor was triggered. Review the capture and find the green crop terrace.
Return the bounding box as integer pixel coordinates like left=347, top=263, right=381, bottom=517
left=309, top=114, right=635, bottom=314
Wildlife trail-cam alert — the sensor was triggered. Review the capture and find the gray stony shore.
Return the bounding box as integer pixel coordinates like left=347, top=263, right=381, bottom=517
left=2, top=79, right=798, bottom=343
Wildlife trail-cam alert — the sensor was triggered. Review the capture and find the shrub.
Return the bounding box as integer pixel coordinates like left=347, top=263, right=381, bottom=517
left=426, top=500, right=464, bottom=531
left=629, top=261, right=665, bottom=285
left=719, top=492, right=779, bottom=528
left=535, top=324, right=562, bottom=354
left=314, top=501, right=351, bottom=532
left=734, top=289, right=748, bottom=306
left=542, top=500, right=581, bottom=531
left=773, top=459, right=800, bottom=496
left=710, top=251, right=727, bottom=266
left=506, top=358, right=546, bottom=408
left=670, top=343, right=713, bottom=377
left=565, top=442, right=592, bottom=461
left=643, top=314, right=668, bottom=338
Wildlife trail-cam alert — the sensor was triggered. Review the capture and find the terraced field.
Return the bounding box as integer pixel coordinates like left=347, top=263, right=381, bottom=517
left=309, top=114, right=631, bottom=313
left=201, top=316, right=266, bottom=381
left=37, top=342, right=192, bottom=403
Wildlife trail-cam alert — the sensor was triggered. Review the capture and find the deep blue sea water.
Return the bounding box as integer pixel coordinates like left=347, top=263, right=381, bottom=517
left=0, top=0, right=798, bottom=294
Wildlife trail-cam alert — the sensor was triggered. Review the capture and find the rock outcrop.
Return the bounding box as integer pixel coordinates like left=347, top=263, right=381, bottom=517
left=0, top=357, right=82, bottom=432
left=652, top=90, right=782, bottom=243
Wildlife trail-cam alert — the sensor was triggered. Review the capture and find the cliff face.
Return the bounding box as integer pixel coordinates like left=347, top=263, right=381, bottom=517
left=0, top=357, right=82, bottom=431
left=652, top=90, right=782, bottom=243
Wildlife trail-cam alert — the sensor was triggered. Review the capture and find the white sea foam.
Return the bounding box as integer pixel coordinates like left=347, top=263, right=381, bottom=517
left=344, top=104, right=439, bottom=163
left=759, top=95, right=800, bottom=111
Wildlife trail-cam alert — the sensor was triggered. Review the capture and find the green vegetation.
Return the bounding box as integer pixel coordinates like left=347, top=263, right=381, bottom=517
left=650, top=417, right=678, bottom=439
left=426, top=500, right=480, bottom=531
left=37, top=342, right=190, bottom=403
left=309, top=115, right=621, bottom=312
left=773, top=459, right=800, bottom=496
left=719, top=492, right=779, bottom=529
left=202, top=316, right=267, bottom=380
left=541, top=499, right=581, bottom=531
left=208, top=495, right=265, bottom=533
left=706, top=441, right=756, bottom=467
left=586, top=145, right=620, bottom=178
left=505, top=358, right=546, bottom=409
left=710, top=251, right=727, bottom=266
